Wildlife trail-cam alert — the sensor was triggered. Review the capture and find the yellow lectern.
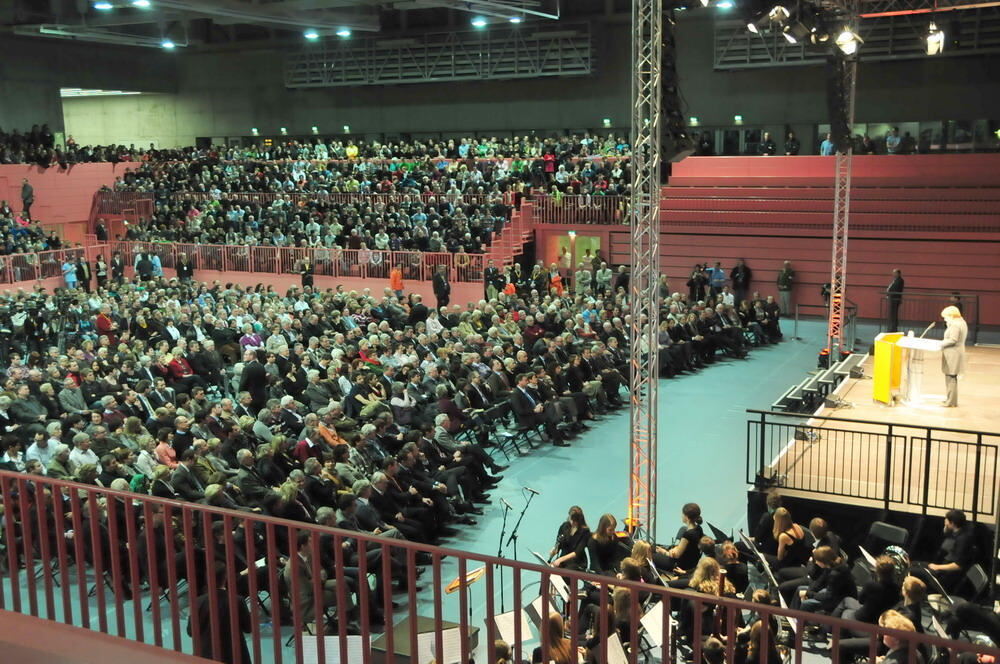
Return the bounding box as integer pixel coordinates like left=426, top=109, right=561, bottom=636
left=873, top=332, right=904, bottom=404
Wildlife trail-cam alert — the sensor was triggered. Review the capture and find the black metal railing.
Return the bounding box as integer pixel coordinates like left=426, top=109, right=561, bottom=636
left=746, top=409, right=999, bottom=521
left=878, top=290, right=980, bottom=344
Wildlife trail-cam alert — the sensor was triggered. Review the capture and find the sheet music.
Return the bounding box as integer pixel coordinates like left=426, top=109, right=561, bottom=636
left=639, top=599, right=664, bottom=647
left=549, top=574, right=570, bottom=602
left=606, top=632, right=629, bottom=664
left=777, top=591, right=798, bottom=635
left=525, top=594, right=547, bottom=628
left=531, top=550, right=550, bottom=565
left=492, top=609, right=535, bottom=645
left=739, top=529, right=779, bottom=589
left=417, top=627, right=463, bottom=664
left=858, top=545, right=877, bottom=567
left=301, top=635, right=363, bottom=664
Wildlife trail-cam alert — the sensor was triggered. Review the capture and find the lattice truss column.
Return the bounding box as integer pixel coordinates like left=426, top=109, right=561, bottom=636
left=627, top=0, right=663, bottom=543
left=826, top=6, right=859, bottom=357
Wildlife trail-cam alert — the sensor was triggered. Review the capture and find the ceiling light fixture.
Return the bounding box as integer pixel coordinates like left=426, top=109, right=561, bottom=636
left=161, top=39, right=175, bottom=49
left=509, top=16, right=523, bottom=24
left=471, top=17, right=488, bottom=28
left=93, top=1, right=114, bottom=9
left=336, top=28, right=352, bottom=37
left=131, top=0, right=151, bottom=7
left=716, top=0, right=735, bottom=8
left=304, top=30, right=319, bottom=40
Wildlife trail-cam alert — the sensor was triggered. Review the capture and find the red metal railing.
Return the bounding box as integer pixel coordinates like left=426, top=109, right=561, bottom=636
left=112, top=241, right=487, bottom=284
left=532, top=194, right=629, bottom=224
left=0, top=244, right=111, bottom=285
left=1, top=469, right=995, bottom=664
left=92, top=191, right=155, bottom=218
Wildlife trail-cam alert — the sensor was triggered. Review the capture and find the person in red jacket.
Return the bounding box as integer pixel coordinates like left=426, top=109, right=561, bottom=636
left=166, top=351, right=208, bottom=394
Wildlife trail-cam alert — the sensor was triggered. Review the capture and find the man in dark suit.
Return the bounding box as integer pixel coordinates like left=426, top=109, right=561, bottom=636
left=278, top=396, right=306, bottom=437
left=484, top=259, right=502, bottom=299
left=149, top=377, right=176, bottom=409
left=75, top=256, right=92, bottom=293
left=887, top=268, right=904, bottom=331
left=509, top=373, right=567, bottom=446
left=408, top=294, right=430, bottom=327
left=238, top=349, right=268, bottom=412
left=171, top=449, right=206, bottom=501
left=432, top=265, right=451, bottom=309
left=235, top=449, right=274, bottom=506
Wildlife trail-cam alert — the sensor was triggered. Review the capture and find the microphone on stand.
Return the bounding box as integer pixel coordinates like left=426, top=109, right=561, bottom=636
left=501, top=498, right=514, bottom=510
left=919, top=321, right=936, bottom=338
left=524, top=487, right=540, bottom=495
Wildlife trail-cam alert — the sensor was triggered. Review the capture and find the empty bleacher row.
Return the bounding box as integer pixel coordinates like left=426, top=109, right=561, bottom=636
left=644, top=155, right=1000, bottom=327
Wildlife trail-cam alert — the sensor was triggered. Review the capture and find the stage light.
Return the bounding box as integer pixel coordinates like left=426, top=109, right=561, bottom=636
left=689, top=116, right=700, bottom=126
left=602, top=118, right=612, bottom=128
left=471, top=17, right=487, bottom=28
left=926, top=22, right=944, bottom=55
left=161, top=39, right=175, bottom=49
left=343, top=125, right=350, bottom=133
left=280, top=127, right=288, bottom=135
left=509, top=16, right=523, bottom=23
left=304, top=30, right=319, bottom=40
left=131, top=0, right=151, bottom=7
left=835, top=28, right=862, bottom=55
left=251, top=128, right=259, bottom=136
left=734, top=114, right=744, bottom=125
left=768, top=5, right=790, bottom=22
left=93, top=2, right=114, bottom=9
left=311, top=126, right=319, bottom=134
left=336, top=28, right=352, bottom=37
left=747, top=21, right=759, bottom=33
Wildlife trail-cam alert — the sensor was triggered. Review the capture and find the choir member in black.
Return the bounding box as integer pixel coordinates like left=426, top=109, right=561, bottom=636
left=654, top=502, right=704, bottom=574
left=549, top=506, right=592, bottom=571
left=835, top=555, right=901, bottom=636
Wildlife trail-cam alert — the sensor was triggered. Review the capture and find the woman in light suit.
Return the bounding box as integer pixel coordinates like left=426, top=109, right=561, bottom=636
left=940, top=305, right=967, bottom=407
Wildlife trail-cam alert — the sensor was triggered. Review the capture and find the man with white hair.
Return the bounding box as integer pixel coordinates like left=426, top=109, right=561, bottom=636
left=940, top=306, right=968, bottom=408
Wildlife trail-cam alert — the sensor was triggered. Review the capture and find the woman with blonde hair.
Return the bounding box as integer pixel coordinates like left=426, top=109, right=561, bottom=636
left=679, top=557, right=738, bottom=643
left=770, top=506, right=810, bottom=569
left=630, top=539, right=661, bottom=586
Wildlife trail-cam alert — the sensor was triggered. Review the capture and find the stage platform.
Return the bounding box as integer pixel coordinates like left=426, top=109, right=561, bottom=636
left=763, top=346, right=1000, bottom=522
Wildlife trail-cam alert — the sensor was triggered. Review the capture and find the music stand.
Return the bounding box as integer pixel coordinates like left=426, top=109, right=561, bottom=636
left=707, top=521, right=732, bottom=543
left=446, top=566, right=486, bottom=627
left=739, top=531, right=798, bottom=636
left=858, top=545, right=877, bottom=568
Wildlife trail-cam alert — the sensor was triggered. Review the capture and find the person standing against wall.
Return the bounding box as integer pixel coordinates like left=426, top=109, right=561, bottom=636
left=730, top=259, right=752, bottom=306
left=776, top=261, right=795, bottom=317
left=21, top=178, right=34, bottom=219
left=886, top=268, right=904, bottom=331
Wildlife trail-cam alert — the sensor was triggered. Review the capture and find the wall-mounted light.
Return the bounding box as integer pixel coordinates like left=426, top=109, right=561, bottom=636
left=280, top=127, right=288, bottom=136
left=602, top=118, right=612, bottom=128
left=251, top=128, right=259, bottom=136
left=689, top=116, right=700, bottom=126
left=734, top=114, right=744, bottom=125
left=311, top=126, right=319, bottom=134
left=343, top=125, right=351, bottom=133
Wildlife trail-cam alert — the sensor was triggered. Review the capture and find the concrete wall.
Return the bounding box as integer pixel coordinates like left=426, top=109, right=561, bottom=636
left=63, top=95, right=188, bottom=149
left=0, top=36, right=177, bottom=137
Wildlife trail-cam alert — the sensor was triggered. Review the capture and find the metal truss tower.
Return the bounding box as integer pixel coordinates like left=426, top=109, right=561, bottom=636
left=826, top=5, right=859, bottom=357
left=627, top=0, right=663, bottom=543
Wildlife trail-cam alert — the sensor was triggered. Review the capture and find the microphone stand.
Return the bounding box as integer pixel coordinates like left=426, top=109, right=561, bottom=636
left=496, top=501, right=512, bottom=613
left=505, top=491, right=537, bottom=573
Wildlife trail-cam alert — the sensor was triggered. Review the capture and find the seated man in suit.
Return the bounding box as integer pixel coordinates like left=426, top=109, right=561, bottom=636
left=171, top=448, right=206, bottom=501
left=509, top=372, right=568, bottom=446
